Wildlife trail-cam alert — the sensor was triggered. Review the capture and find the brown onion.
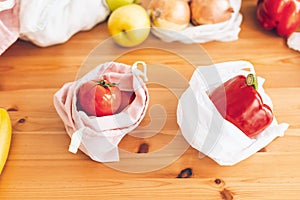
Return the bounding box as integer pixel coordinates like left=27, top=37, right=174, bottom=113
left=135, top=0, right=151, bottom=9
left=190, top=0, right=234, bottom=25
left=148, top=0, right=190, bottom=31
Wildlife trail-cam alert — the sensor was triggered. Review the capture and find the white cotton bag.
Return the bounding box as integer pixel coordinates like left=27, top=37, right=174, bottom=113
left=19, top=0, right=110, bottom=46
left=151, top=0, right=243, bottom=43
left=177, top=60, right=289, bottom=166
left=54, top=61, right=149, bottom=162
left=287, top=32, right=300, bottom=52
left=0, top=0, right=19, bottom=55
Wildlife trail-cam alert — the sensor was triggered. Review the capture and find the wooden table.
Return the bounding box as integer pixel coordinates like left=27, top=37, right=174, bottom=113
left=1, top=0, right=300, bottom=199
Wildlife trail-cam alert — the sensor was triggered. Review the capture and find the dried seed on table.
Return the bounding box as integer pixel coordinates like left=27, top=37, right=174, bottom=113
left=137, top=143, right=149, bottom=153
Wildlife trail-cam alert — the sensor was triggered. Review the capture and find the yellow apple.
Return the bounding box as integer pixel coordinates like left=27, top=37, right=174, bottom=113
left=107, top=4, right=151, bottom=47
left=106, top=0, right=135, bottom=11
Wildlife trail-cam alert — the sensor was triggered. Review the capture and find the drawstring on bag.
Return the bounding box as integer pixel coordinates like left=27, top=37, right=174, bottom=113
left=132, top=61, right=148, bottom=82
left=69, top=127, right=84, bottom=154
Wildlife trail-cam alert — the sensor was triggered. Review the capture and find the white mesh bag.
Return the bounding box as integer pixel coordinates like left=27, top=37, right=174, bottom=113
left=54, top=61, right=149, bottom=162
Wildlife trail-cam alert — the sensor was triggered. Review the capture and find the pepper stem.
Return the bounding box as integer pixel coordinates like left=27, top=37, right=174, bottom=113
left=246, top=74, right=258, bottom=90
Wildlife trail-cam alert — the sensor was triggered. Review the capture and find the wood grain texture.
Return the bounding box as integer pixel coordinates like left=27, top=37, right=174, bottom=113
left=1, top=0, right=300, bottom=199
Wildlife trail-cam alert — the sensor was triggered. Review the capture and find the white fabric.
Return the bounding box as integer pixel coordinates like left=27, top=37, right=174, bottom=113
left=54, top=61, right=149, bottom=162
left=177, top=60, right=289, bottom=166
left=287, top=32, right=300, bottom=52
left=19, top=0, right=110, bottom=47
left=0, top=0, right=19, bottom=55
left=0, top=0, right=15, bottom=11
left=151, top=0, right=242, bottom=43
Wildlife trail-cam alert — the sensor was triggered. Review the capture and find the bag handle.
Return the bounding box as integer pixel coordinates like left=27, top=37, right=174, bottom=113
left=0, top=0, right=14, bottom=12
left=69, top=127, right=84, bottom=154
left=132, top=61, right=148, bottom=82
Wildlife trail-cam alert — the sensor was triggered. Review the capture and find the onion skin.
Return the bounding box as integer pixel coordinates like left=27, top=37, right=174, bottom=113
left=135, top=0, right=151, bottom=9
left=190, top=0, right=234, bottom=25
left=148, top=0, right=190, bottom=31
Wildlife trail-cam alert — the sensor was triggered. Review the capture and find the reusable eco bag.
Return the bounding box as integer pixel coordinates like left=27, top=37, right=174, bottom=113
left=0, top=0, right=19, bottom=55
left=177, top=60, right=289, bottom=166
left=54, top=61, right=149, bottom=162
left=151, top=0, right=243, bottom=43
left=287, top=32, right=300, bottom=52
left=19, top=0, right=110, bottom=47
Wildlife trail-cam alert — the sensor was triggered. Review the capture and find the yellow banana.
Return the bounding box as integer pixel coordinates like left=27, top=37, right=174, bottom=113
left=0, top=108, right=12, bottom=175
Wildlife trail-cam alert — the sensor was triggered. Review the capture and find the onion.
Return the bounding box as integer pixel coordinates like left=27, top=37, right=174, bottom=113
left=135, top=0, right=151, bottom=9
left=148, top=0, right=190, bottom=31
left=190, top=0, right=234, bottom=25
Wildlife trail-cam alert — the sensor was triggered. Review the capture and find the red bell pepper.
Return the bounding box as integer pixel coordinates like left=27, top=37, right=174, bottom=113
left=209, top=74, right=273, bottom=138
left=256, top=0, right=300, bottom=37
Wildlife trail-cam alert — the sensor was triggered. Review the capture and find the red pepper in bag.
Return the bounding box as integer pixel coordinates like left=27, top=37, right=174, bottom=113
left=209, top=74, right=273, bottom=138
left=256, top=0, right=300, bottom=37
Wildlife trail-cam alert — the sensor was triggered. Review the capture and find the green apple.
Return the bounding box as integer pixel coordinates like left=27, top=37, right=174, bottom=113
left=106, top=0, right=135, bottom=11
left=107, top=4, right=151, bottom=47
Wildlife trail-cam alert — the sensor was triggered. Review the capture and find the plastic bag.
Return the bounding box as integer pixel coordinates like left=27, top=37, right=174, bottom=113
left=19, top=0, right=110, bottom=47
left=54, top=61, right=149, bottom=162
left=177, top=60, right=289, bottom=166
left=151, top=0, right=243, bottom=43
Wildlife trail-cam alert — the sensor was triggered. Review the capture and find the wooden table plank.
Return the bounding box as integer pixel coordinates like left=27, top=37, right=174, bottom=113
left=1, top=178, right=300, bottom=200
